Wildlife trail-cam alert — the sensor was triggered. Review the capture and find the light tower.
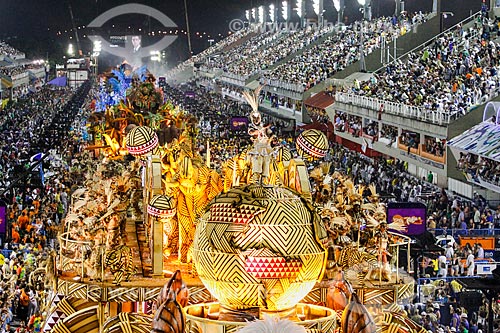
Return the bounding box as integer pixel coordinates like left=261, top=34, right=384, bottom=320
left=269, top=3, right=276, bottom=23
left=295, top=0, right=305, bottom=27
left=282, top=1, right=289, bottom=23
left=333, top=0, right=345, bottom=25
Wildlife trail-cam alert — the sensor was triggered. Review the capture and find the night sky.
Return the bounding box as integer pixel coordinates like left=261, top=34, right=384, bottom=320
left=0, top=0, right=484, bottom=68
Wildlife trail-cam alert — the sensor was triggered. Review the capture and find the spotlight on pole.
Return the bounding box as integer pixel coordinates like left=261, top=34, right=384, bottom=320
left=313, top=0, right=320, bottom=15
left=258, top=6, right=264, bottom=23
left=269, top=4, right=275, bottom=22
left=67, top=43, right=74, bottom=56
left=282, top=1, right=289, bottom=21
left=246, top=9, right=250, bottom=21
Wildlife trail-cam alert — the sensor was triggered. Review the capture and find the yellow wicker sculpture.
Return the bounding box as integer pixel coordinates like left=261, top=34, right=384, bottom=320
left=192, top=184, right=328, bottom=320
left=161, top=135, right=223, bottom=262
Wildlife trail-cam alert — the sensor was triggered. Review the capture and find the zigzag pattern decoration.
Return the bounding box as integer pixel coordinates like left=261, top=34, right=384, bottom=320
left=188, top=286, right=215, bottom=305
left=396, top=282, right=415, bottom=302
left=185, top=320, right=202, bottom=333
left=297, top=254, right=328, bottom=281
left=362, top=288, right=395, bottom=305
left=203, top=280, right=260, bottom=309
left=51, top=306, right=99, bottom=333
left=301, top=287, right=323, bottom=304
left=102, top=312, right=152, bottom=333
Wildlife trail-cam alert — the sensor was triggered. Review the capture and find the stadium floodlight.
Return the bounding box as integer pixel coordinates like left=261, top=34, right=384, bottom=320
left=269, top=4, right=275, bottom=22
left=313, top=0, right=320, bottom=15
left=282, top=1, right=289, bottom=21
left=295, top=0, right=304, bottom=18
left=252, top=8, right=256, bottom=21
left=246, top=9, right=250, bottom=21
left=258, top=6, right=264, bottom=23
left=332, top=0, right=340, bottom=11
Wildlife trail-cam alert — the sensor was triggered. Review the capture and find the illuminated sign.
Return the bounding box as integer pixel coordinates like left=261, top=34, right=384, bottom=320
left=387, top=202, right=426, bottom=236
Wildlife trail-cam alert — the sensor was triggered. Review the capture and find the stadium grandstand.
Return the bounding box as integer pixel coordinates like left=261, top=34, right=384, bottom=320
left=0, top=42, right=47, bottom=100
left=165, top=5, right=500, bottom=205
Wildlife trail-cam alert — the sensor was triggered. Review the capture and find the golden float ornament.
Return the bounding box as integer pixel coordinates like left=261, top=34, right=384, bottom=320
left=147, top=195, right=176, bottom=219
left=192, top=184, right=328, bottom=318
left=125, top=126, right=159, bottom=156
left=296, top=129, right=329, bottom=161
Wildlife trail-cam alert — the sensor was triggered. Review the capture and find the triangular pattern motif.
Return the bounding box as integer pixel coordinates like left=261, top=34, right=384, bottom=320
left=43, top=310, right=66, bottom=331
left=244, top=256, right=301, bottom=279
left=209, top=203, right=265, bottom=225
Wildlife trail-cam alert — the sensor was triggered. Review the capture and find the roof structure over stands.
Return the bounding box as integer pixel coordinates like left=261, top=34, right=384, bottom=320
left=448, top=102, right=500, bottom=192
left=448, top=102, right=500, bottom=163
left=304, top=91, right=335, bottom=110
left=47, top=76, right=67, bottom=87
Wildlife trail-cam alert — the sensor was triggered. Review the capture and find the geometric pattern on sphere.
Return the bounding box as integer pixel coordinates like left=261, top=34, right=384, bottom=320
left=192, top=184, right=327, bottom=312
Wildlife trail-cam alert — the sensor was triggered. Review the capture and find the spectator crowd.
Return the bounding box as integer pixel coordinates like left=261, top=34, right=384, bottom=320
left=0, top=79, right=92, bottom=333
left=347, top=13, right=500, bottom=121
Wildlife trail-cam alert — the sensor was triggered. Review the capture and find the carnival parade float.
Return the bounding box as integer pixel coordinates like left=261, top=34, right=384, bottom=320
left=43, top=67, right=424, bottom=333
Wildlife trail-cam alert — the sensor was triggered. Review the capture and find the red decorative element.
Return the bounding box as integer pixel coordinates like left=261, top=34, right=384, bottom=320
left=296, top=133, right=327, bottom=159
left=209, top=204, right=265, bottom=230
left=126, top=134, right=159, bottom=156
left=245, top=256, right=302, bottom=279
left=147, top=205, right=176, bottom=218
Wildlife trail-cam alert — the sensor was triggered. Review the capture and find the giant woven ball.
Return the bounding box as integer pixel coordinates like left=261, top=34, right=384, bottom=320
left=296, top=129, right=328, bottom=161
left=126, top=126, right=159, bottom=156
left=192, top=184, right=328, bottom=314
left=147, top=195, right=176, bottom=219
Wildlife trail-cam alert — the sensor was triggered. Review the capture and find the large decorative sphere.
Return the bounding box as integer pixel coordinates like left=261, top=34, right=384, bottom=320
left=147, top=195, right=176, bottom=218
left=276, top=146, right=292, bottom=162
left=296, top=129, right=328, bottom=161
left=126, top=126, right=159, bottom=156
left=192, top=184, right=328, bottom=314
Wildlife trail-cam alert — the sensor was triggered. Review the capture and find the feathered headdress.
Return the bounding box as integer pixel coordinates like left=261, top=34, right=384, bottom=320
left=242, top=85, right=264, bottom=113
left=237, top=314, right=306, bottom=333
left=242, top=85, right=264, bottom=127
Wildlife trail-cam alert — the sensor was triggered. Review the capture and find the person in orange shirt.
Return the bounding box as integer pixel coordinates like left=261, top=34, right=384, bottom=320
left=17, top=211, right=29, bottom=230
left=11, top=227, right=20, bottom=243
left=32, top=199, right=40, bottom=214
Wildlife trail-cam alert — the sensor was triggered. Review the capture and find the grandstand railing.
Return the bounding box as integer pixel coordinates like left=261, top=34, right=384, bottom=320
left=428, top=228, right=500, bottom=238
left=335, top=92, right=451, bottom=125
left=260, top=77, right=305, bottom=93
left=417, top=275, right=488, bottom=302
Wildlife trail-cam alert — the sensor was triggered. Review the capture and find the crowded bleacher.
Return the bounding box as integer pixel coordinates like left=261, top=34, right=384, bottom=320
left=0, top=42, right=24, bottom=59
left=346, top=13, right=500, bottom=121
left=262, top=13, right=428, bottom=91
left=221, top=24, right=332, bottom=78
left=166, top=27, right=255, bottom=79
left=0, top=77, right=93, bottom=332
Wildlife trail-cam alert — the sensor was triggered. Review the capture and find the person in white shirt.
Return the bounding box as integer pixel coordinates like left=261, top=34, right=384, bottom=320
left=476, top=243, right=484, bottom=259
left=445, top=243, right=454, bottom=259
left=466, top=251, right=475, bottom=276
left=438, top=254, right=448, bottom=277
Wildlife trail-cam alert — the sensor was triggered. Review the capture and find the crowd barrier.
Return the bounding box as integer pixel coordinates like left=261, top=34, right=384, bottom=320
left=428, top=228, right=500, bottom=238
left=335, top=92, right=451, bottom=124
